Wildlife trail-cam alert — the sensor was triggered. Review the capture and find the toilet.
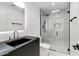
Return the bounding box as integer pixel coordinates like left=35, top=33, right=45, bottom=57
left=40, top=43, right=50, bottom=56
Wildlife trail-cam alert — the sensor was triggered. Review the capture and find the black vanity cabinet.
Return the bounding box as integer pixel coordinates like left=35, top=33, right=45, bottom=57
left=4, top=38, right=39, bottom=56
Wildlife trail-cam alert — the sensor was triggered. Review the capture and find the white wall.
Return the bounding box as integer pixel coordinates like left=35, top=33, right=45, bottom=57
left=70, top=2, right=79, bottom=55
left=25, top=2, right=40, bottom=37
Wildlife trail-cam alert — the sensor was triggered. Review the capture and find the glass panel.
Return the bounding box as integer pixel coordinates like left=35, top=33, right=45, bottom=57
left=41, top=10, right=70, bottom=54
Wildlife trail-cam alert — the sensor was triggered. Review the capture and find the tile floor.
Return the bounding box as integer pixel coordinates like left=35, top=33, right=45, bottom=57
left=40, top=47, right=69, bottom=56
left=48, top=50, right=69, bottom=56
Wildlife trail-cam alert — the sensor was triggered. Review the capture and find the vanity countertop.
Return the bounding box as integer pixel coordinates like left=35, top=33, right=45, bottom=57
left=0, top=36, right=39, bottom=56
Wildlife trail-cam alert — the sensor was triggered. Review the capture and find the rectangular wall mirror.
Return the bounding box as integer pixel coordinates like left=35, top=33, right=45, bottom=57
left=0, top=2, right=25, bottom=32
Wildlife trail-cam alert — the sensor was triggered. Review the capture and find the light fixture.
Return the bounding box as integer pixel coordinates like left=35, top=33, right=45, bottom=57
left=12, top=2, right=25, bottom=8
left=51, top=3, right=55, bottom=6
left=51, top=10, right=60, bottom=13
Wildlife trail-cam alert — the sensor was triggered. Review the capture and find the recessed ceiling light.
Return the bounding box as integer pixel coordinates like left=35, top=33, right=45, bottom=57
left=51, top=3, right=55, bottom=6
left=12, top=2, right=25, bottom=8
left=51, top=10, right=60, bottom=13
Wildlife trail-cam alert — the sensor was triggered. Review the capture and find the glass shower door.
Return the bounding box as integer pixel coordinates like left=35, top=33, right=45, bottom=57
left=46, top=12, right=69, bottom=54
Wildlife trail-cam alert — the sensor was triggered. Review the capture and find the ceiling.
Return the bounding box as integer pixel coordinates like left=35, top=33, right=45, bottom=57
left=1, top=2, right=69, bottom=14
left=0, top=2, right=24, bottom=12
left=34, top=2, right=69, bottom=14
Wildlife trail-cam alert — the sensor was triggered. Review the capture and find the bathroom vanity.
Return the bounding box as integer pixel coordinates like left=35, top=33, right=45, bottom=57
left=0, top=36, right=39, bottom=56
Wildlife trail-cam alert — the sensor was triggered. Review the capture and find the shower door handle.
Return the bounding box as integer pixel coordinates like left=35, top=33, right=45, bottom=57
left=56, top=31, right=58, bottom=36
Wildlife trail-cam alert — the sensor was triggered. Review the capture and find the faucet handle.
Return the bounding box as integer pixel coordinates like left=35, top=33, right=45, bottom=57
left=9, top=36, right=12, bottom=41
left=17, top=34, right=20, bottom=38
left=16, top=32, right=20, bottom=38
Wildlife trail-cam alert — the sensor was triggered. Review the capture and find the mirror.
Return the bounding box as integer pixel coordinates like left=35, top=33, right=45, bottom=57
left=0, top=2, right=25, bottom=32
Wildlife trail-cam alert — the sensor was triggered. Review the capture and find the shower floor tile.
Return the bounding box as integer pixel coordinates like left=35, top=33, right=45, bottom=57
left=40, top=47, right=69, bottom=56
left=48, top=50, right=69, bottom=56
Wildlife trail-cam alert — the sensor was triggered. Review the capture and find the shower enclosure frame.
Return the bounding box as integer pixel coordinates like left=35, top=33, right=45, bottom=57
left=40, top=2, right=70, bottom=55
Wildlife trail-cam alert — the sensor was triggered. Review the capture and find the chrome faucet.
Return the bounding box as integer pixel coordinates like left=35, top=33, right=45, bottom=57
left=13, top=31, right=19, bottom=39
left=9, top=31, right=19, bottom=41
